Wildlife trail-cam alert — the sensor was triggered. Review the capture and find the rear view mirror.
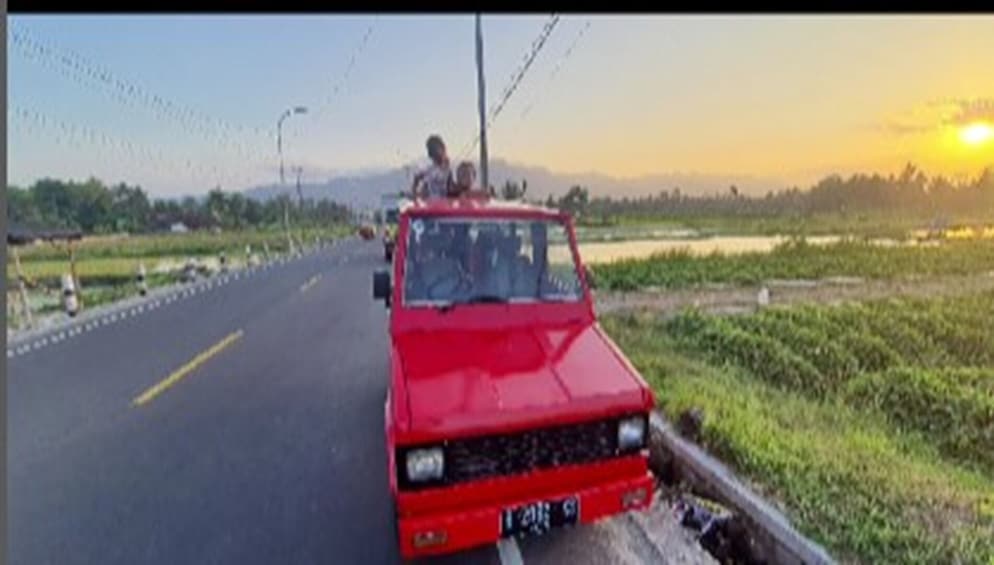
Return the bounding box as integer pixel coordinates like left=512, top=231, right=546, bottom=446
left=373, top=270, right=392, bottom=306
left=583, top=265, right=597, bottom=290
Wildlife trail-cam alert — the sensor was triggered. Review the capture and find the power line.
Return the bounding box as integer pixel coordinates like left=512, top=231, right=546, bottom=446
left=10, top=25, right=272, bottom=167
left=489, top=15, right=560, bottom=124
left=458, top=14, right=561, bottom=161
left=313, top=20, right=377, bottom=120
left=10, top=106, right=258, bottom=189
left=519, top=19, right=591, bottom=120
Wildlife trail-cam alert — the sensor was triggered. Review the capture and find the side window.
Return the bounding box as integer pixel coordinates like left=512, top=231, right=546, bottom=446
left=519, top=225, right=535, bottom=265
left=544, top=223, right=582, bottom=297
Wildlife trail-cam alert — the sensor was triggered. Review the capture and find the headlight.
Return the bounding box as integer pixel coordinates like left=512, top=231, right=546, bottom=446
left=405, top=447, right=445, bottom=482
left=618, top=416, right=647, bottom=451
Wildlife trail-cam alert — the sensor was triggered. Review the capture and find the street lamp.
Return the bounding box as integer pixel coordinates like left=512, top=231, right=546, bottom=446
left=277, top=105, right=308, bottom=186
left=276, top=105, right=308, bottom=255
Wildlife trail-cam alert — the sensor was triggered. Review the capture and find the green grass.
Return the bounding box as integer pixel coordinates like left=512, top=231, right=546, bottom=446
left=9, top=257, right=161, bottom=285
left=601, top=292, right=994, bottom=564
left=592, top=238, right=994, bottom=291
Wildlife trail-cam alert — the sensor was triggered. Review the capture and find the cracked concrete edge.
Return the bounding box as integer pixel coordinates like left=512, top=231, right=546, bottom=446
left=6, top=246, right=325, bottom=350
left=648, top=411, right=836, bottom=565
left=623, top=493, right=718, bottom=565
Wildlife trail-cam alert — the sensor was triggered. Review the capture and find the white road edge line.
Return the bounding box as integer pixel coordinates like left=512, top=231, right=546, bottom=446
left=496, top=538, right=524, bottom=565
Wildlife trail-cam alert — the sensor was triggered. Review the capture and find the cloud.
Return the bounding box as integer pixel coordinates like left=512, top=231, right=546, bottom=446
left=882, top=98, right=994, bottom=136
left=942, top=98, right=994, bottom=126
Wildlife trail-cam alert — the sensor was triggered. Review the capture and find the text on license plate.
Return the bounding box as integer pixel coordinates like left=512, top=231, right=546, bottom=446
left=501, top=496, right=580, bottom=538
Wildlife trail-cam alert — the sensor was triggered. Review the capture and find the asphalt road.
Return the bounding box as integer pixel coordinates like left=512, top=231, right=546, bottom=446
left=7, top=238, right=709, bottom=565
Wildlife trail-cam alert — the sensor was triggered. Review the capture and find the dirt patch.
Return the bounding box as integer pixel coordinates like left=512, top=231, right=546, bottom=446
left=595, top=271, right=994, bottom=317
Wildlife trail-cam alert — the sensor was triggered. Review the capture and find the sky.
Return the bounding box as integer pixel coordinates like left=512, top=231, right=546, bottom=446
left=7, top=14, right=994, bottom=197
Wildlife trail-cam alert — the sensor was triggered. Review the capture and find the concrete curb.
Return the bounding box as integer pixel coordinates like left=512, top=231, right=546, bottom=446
left=7, top=243, right=334, bottom=355
left=649, top=411, right=835, bottom=565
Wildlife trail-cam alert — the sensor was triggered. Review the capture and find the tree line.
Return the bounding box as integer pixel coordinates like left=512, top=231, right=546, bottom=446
left=538, top=164, right=994, bottom=223
left=9, top=164, right=993, bottom=235
left=7, top=177, right=354, bottom=234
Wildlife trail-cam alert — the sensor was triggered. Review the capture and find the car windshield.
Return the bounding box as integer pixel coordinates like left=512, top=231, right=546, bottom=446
left=403, top=216, right=583, bottom=306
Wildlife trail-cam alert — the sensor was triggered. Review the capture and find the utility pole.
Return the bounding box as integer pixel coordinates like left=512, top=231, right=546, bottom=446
left=475, top=13, right=489, bottom=191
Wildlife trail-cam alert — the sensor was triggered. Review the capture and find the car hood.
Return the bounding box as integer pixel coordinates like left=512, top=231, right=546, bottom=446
left=394, top=322, right=649, bottom=439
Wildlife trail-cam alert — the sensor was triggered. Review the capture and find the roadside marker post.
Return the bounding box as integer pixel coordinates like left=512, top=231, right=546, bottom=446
left=183, top=258, right=197, bottom=283
left=219, top=252, right=228, bottom=274
left=11, top=246, right=35, bottom=329
left=68, top=238, right=84, bottom=310
left=62, top=273, right=79, bottom=317
left=246, top=245, right=258, bottom=268
left=137, top=262, right=148, bottom=296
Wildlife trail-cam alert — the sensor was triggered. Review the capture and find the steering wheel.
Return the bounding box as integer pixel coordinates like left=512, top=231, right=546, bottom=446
left=424, top=258, right=473, bottom=300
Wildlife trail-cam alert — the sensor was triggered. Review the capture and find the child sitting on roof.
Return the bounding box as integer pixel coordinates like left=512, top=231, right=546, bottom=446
left=410, top=135, right=454, bottom=199
left=448, top=161, right=490, bottom=199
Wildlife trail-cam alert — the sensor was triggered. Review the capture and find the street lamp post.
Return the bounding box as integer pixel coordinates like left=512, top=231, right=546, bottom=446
left=276, top=106, right=307, bottom=255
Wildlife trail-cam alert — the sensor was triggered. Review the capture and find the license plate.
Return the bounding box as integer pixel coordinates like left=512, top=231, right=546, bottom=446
left=500, top=496, right=580, bottom=538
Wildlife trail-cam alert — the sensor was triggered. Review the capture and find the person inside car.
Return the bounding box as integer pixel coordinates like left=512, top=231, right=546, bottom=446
left=410, top=135, right=453, bottom=199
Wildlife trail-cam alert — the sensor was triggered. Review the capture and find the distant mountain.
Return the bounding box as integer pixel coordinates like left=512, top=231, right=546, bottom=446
left=241, top=158, right=790, bottom=210
left=244, top=168, right=410, bottom=210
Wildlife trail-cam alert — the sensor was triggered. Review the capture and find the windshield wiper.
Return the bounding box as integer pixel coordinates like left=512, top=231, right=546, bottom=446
left=465, top=294, right=508, bottom=304
left=436, top=294, right=509, bottom=313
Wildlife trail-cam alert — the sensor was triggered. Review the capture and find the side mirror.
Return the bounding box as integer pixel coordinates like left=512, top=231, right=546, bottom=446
left=583, top=265, right=598, bottom=290
left=373, top=270, right=392, bottom=306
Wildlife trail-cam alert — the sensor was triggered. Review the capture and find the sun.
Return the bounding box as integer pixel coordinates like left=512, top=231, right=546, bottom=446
left=960, top=122, right=993, bottom=146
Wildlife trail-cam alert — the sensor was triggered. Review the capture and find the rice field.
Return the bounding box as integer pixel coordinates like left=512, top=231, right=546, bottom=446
left=591, top=238, right=994, bottom=291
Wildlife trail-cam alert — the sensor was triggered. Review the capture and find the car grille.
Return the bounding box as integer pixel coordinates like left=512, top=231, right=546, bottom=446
left=397, top=416, right=644, bottom=491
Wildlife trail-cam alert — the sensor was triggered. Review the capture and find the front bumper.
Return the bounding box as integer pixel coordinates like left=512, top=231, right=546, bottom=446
left=395, top=462, right=654, bottom=558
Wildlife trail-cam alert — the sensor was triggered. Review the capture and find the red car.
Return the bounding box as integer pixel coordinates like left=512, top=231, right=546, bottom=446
left=372, top=197, right=655, bottom=559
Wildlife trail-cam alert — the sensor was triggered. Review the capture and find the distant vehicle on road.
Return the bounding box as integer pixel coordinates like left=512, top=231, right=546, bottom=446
left=358, top=225, right=376, bottom=240
left=380, top=193, right=407, bottom=262
left=372, top=196, right=655, bottom=559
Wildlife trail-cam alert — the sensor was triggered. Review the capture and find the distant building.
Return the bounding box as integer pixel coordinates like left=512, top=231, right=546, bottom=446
left=170, top=222, right=189, bottom=234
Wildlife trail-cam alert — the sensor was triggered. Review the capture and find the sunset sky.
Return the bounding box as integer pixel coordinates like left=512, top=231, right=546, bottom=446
left=8, top=14, right=994, bottom=197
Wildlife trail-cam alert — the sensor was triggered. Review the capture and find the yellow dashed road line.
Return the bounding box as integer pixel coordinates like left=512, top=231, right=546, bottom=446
left=132, top=330, right=244, bottom=407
